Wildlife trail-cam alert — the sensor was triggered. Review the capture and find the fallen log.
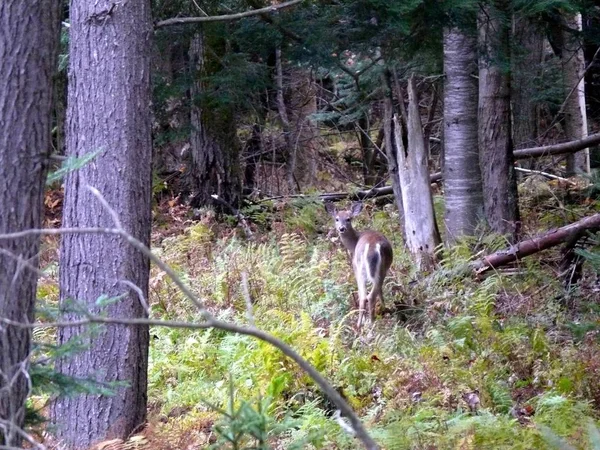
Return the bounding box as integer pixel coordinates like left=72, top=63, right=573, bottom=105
left=471, top=213, right=600, bottom=274
left=514, top=132, right=600, bottom=159
left=257, top=172, right=442, bottom=203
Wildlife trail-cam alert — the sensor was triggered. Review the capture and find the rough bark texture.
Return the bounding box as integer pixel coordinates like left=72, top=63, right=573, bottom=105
left=511, top=16, right=544, bottom=151
left=286, top=66, right=319, bottom=190
left=275, top=47, right=295, bottom=192
left=561, top=12, right=590, bottom=175
left=442, top=27, right=484, bottom=243
left=52, top=1, right=153, bottom=448
left=0, top=2, right=59, bottom=446
left=478, top=0, right=520, bottom=241
left=397, top=77, right=441, bottom=270
left=188, top=32, right=241, bottom=208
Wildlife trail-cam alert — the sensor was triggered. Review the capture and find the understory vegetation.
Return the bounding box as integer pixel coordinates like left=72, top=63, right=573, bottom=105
left=110, top=186, right=600, bottom=449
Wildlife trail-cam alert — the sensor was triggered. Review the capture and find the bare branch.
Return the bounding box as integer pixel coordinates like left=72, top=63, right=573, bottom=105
left=155, top=0, right=304, bottom=28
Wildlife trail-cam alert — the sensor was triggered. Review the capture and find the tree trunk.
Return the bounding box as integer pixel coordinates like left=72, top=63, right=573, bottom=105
left=478, top=0, right=520, bottom=241
left=442, top=27, right=484, bottom=243
left=274, top=47, right=320, bottom=193
left=52, top=1, right=153, bottom=447
left=0, top=2, right=59, bottom=446
left=188, top=32, right=241, bottom=208
left=382, top=81, right=405, bottom=236
left=275, top=46, right=296, bottom=193
left=397, top=76, right=441, bottom=270
left=511, top=16, right=544, bottom=151
left=560, top=12, right=590, bottom=175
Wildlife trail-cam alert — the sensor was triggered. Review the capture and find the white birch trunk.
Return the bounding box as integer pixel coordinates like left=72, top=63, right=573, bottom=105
left=561, top=12, right=590, bottom=175
left=442, top=27, right=483, bottom=242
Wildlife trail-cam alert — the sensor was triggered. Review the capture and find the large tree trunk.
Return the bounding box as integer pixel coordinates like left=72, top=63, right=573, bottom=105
left=478, top=0, right=520, bottom=241
left=442, top=27, right=484, bottom=243
left=0, top=2, right=59, bottom=446
left=277, top=50, right=319, bottom=194
left=52, top=1, right=153, bottom=448
left=511, top=15, right=544, bottom=151
left=188, top=32, right=241, bottom=208
left=560, top=12, right=590, bottom=176
left=397, top=76, right=441, bottom=270
left=288, top=67, right=319, bottom=189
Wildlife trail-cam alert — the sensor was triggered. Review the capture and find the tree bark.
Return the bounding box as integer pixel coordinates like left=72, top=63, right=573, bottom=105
left=275, top=46, right=296, bottom=193
left=286, top=66, right=319, bottom=190
left=560, top=12, right=590, bottom=175
left=478, top=0, right=520, bottom=241
left=0, top=2, right=59, bottom=446
left=442, top=27, right=484, bottom=243
left=511, top=15, right=544, bottom=151
left=52, top=1, right=153, bottom=447
left=188, top=32, right=242, bottom=208
left=397, top=76, right=441, bottom=270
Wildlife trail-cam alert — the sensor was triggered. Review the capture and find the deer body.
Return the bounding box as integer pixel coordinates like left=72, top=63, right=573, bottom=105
left=326, top=202, right=393, bottom=329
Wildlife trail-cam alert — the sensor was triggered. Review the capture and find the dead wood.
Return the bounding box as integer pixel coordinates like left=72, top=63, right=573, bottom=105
left=471, top=213, right=600, bottom=274
left=513, top=132, right=600, bottom=159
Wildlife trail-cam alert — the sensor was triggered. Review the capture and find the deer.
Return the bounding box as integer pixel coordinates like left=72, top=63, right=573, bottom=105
left=325, top=201, right=393, bottom=330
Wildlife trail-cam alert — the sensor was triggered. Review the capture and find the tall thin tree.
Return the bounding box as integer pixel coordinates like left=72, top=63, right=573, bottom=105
left=51, top=0, right=153, bottom=447
left=0, top=2, right=59, bottom=445
left=560, top=11, right=590, bottom=175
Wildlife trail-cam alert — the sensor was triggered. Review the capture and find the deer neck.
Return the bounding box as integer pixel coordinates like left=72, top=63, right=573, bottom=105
left=340, top=228, right=360, bottom=257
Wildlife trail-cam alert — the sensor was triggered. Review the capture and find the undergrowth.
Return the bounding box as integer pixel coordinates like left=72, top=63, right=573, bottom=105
left=143, top=199, right=600, bottom=449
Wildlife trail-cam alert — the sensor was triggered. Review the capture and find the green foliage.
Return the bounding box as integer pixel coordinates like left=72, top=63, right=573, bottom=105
left=143, top=195, right=600, bottom=448
left=46, top=151, right=100, bottom=185
left=203, top=377, right=303, bottom=450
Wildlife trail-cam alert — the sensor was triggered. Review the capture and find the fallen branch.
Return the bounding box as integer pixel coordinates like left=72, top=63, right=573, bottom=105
left=155, top=0, right=303, bottom=28
left=514, top=132, right=600, bottom=160
left=211, top=194, right=253, bottom=239
left=471, top=213, right=600, bottom=274
left=257, top=172, right=442, bottom=203
left=514, top=167, right=575, bottom=184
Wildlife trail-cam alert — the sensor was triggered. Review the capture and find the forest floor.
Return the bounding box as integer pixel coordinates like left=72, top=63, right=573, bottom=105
left=36, top=173, right=600, bottom=449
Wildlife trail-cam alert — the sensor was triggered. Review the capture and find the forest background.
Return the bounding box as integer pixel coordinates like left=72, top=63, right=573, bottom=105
left=2, top=0, right=600, bottom=449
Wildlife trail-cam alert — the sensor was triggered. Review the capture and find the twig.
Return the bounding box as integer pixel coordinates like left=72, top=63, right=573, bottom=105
left=514, top=167, right=575, bottom=184
left=211, top=194, right=253, bottom=239
left=241, top=272, right=255, bottom=327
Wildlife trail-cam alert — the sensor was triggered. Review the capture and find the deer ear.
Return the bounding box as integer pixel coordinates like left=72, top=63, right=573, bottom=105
left=350, top=202, right=363, bottom=217
left=324, top=202, right=336, bottom=217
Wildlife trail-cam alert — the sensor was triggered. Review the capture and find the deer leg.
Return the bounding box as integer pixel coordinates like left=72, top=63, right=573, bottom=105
left=356, top=272, right=367, bottom=329
left=366, top=283, right=381, bottom=324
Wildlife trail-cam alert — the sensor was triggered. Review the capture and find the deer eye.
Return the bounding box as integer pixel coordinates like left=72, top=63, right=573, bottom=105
left=335, top=217, right=339, bottom=222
